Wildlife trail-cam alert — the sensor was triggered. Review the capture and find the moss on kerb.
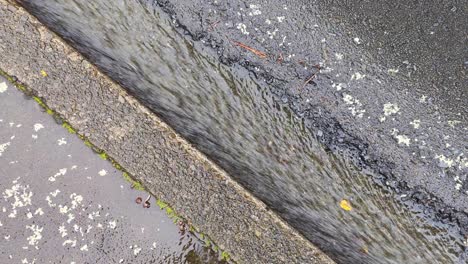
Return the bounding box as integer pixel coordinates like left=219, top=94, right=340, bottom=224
left=83, top=138, right=92, bottom=147
left=122, top=171, right=144, bottom=191
left=62, top=122, right=76, bottom=134
left=156, top=199, right=178, bottom=220
left=0, top=69, right=26, bottom=92
left=221, top=251, right=231, bottom=261
left=0, top=69, right=234, bottom=263
left=98, top=152, right=108, bottom=160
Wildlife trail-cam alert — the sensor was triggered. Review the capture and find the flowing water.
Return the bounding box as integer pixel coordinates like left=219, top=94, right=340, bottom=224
left=18, top=0, right=466, bottom=263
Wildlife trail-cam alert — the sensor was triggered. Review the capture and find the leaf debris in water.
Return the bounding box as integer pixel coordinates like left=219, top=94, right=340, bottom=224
left=40, top=70, right=48, bottom=77
left=340, top=199, right=352, bottom=211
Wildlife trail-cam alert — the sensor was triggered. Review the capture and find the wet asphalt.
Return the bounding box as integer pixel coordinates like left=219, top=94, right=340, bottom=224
left=20, top=0, right=468, bottom=226
left=7, top=0, right=468, bottom=263
left=0, top=76, right=217, bottom=263
left=146, top=0, right=468, bottom=236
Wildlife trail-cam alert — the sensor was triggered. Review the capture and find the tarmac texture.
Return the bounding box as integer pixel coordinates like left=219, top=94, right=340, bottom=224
left=144, top=0, right=468, bottom=236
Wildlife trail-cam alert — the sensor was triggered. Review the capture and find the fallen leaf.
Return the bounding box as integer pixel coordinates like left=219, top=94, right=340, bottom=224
left=40, top=70, right=48, bottom=77
left=360, top=245, right=369, bottom=254
left=340, top=199, right=352, bottom=211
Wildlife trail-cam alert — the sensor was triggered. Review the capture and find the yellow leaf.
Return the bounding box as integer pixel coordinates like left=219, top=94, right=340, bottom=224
left=40, top=70, right=48, bottom=77
left=360, top=245, right=369, bottom=254
left=340, top=199, right=352, bottom=211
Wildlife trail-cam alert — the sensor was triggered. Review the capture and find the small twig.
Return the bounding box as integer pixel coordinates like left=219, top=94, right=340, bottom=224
left=232, top=41, right=267, bottom=59
left=208, top=20, right=220, bottom=31
left=301, top=74, right=316, bottom=90
left=301, top=64, right=322, bottom=90
left=312, top=64, right=322, bottom=70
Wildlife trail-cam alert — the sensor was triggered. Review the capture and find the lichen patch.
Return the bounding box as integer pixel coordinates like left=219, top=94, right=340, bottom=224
left=57, top=138, right=67, bottom=146
left=410, top=119, right=421, bottom=129
left=237, top=23, right=249, bottom=35
left=26, top=224, right=43, bottom=247
left=33, top=123, right=44, bottom=132
left=391, top=129, right=411, bottom=146
left=48, top=168, right=67, bottom=182
left=0, top=142, right=11, bottom=156
left=343, top=94, right=365, bottom=118
left=0, top=82, right=7, bottom=93
left=380, top=103, right=400, bottom=122
left=351, top=72, right=365, bottom=80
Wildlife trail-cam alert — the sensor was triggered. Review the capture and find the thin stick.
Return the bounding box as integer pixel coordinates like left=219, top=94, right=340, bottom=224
left=232, top=41, right=267, bottom=59
left=301, top=74, right=316, bottom=90
left=312, top=64, right=322, bottom=70
left=208, top=20, right=220, bottom=31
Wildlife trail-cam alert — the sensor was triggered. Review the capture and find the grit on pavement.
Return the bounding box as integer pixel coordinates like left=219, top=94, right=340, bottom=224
left=0, top=76, right=219, bottom=264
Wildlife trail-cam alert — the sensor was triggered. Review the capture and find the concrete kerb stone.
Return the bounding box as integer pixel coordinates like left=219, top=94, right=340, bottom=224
left=0, top=1, right=334, bottom=263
